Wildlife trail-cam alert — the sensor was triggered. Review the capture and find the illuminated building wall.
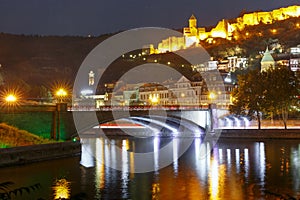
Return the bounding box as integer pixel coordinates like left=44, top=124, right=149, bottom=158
left=152, top=5, right=300, bottom=54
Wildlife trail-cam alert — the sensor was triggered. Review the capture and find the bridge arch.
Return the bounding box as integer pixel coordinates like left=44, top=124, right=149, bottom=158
left=72, top=109, right=210, bottom=137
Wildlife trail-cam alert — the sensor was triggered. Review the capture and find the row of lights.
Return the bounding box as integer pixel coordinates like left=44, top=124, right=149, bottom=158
left=2, top=88, right=68, bottom=106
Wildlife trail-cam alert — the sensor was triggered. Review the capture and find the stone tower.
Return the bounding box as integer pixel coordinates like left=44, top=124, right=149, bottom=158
left=260, top=47, right=275, bottom=72
left=189, top=14, right=197, bottom=28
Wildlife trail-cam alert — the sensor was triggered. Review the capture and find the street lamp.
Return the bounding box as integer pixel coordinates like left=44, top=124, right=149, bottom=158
left=208, top=92, right=216, bottom=100
left=55, top=88, right=67, bottom=103
left=5, top=94, right=17, bottom=103
left=149, top=93, right=159, bottom=105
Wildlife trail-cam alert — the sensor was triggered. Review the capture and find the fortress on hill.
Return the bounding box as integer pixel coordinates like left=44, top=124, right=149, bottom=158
left=148, top=5, right=300, bottom=54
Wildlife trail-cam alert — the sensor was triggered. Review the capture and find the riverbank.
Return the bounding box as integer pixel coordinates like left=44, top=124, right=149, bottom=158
left=0, top=141, right=81, bottom=167
left=84, top=128, right=300, bottom=139
left=0, top=123, right=53, bottom=147
left=213, top=129, right=300, bottom=139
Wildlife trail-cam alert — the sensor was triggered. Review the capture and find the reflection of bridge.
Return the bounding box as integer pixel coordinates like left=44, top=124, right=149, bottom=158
left=0, top=104, right=227, bottom=140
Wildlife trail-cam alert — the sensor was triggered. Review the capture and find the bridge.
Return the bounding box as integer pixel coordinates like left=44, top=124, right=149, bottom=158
left=0, top=104, right=225, bottom=140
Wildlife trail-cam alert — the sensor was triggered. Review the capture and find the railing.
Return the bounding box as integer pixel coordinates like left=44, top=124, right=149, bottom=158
left=70, top=105, right=211, bottom=111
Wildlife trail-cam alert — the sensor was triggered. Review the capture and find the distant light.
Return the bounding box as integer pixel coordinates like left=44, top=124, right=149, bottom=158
left=167, top=61, right=171, bottom=65
left=271, top=29, right=277, bottom=33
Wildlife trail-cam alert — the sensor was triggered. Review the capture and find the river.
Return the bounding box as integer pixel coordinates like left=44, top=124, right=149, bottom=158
left=1, top=136, right=300, bottom=199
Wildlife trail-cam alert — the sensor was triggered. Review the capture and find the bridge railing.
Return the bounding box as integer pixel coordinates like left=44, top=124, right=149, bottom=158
left=69, top=105, right=210, bottom=111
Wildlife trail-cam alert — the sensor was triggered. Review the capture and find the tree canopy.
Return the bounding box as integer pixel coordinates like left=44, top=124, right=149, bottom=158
left=229, top=67, right=299, bottom=129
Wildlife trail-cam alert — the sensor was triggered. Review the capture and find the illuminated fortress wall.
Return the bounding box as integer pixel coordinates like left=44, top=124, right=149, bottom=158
left=154, top=5, right=300, bottom=54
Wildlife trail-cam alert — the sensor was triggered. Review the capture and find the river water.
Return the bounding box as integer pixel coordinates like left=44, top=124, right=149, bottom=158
left=1, top=136, right=300, bottom=200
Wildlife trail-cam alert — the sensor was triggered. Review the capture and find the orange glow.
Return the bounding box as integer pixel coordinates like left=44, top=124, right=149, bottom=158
left=56, top=88, right=67, bottom=97
left=208, top=158, right=226, bottom=200
left=53, top=179, right=71, bottom=200
left=1, top=88, right=22, bottom=107
left=271, top=29, right=277, bottom=34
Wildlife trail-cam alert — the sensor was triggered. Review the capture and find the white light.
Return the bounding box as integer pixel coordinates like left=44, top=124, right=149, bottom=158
left=81, top=89, right=93, bottom=96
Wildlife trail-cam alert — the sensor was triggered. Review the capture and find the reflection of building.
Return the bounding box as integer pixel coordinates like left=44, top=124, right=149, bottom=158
left=151, top=5, right=300, bottom=54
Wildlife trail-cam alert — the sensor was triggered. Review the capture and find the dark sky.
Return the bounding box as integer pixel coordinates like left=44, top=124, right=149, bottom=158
left=0, top=0, right=299, bottom=36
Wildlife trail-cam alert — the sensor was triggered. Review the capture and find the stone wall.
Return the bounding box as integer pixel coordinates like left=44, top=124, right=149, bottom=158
left=0, top=141, right=81, bottom=167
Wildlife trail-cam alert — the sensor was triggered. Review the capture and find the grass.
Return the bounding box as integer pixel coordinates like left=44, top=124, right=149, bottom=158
left=0, top=123, right=54, bottom=148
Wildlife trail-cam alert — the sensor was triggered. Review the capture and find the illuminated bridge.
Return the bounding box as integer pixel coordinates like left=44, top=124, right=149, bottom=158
left=0, top=104, right=226, bottom=140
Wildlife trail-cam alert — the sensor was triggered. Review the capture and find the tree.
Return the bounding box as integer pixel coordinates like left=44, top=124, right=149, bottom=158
left=229, top=69, right=266, bottom=129
left=263, top=67, right=300, bottom=129
left=230, top=67, right=300, bottom=129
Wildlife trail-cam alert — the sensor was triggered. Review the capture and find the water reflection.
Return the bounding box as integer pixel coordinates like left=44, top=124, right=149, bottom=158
left=75, top=138, right=300, bottom=199
left=52, top=179, right=71, bottom=200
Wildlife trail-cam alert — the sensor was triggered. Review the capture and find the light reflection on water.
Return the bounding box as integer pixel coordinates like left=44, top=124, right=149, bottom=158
left=1, top=138, right=300, bottom=199
left=77, top=137, right=300, bottom=199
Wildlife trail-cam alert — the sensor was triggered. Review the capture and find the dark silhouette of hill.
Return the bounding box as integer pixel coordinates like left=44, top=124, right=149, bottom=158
left=0, top=33, right=112, bottom=85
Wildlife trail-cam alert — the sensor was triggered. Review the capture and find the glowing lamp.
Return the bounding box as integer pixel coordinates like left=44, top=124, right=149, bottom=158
left=56, top=88, right=67, bottom=97
left=5, top=94, right=17, bottom=103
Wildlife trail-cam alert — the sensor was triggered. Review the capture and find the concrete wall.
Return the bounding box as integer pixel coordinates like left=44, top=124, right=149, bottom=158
left=0, top=141, right=81, bottom=167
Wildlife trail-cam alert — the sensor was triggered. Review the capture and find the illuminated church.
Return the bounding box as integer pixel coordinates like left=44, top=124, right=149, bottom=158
left=153, top=5, right=300, bottom=54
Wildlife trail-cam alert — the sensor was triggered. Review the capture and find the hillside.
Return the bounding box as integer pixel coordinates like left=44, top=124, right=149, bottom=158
left=0, top=17, right=299, bottom=98
left=202, top=17, right=300, bottom=59
left=0, top=123, right=53, bottom=147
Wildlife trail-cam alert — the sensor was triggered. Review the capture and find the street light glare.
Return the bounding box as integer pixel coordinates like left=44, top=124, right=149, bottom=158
left=56, top=88, right=67, bottom=97
left=5, top=94, right=17, bottom=102
left=208, top=92, right=216, bottom=100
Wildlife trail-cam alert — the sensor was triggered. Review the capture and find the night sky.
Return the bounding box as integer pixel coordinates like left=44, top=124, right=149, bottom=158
left=0, top=0, right=299, bottom=36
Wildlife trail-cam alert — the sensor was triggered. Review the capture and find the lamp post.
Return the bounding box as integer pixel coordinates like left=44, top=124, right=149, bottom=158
left=56, top=88, right=67, bottom=103
left=208, top=92, right=217, bottom=131
left=54, top=88, right=68, bottom=141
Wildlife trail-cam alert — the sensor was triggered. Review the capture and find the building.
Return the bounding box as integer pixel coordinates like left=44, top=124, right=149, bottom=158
left=150, top=5, right=300, bottom=54
left=139, top=83, right=170, bottom=106
left=169, top=76, right=202, bottom=106
left=261, top=47, right=275, bottom=72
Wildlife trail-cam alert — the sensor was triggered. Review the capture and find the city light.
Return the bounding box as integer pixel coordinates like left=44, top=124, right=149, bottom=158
left=271, top=29, right=277, bottom=34
left=149, top=94, right=159, bottom=105
left=208, top=92, right=216, bottom=100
